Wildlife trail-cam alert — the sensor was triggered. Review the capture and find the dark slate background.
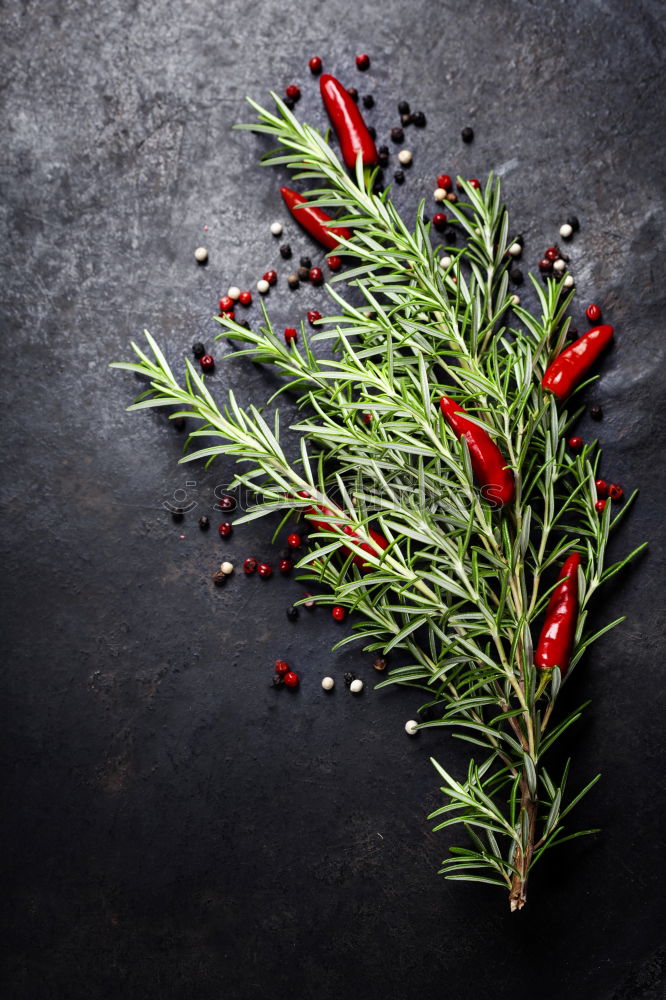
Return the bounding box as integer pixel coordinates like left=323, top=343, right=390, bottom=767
left=2, top=1, right=665, bottom=998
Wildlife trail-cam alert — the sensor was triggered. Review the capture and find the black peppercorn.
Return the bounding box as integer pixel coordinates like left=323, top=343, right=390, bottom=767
left=378, top=151, right=389, bottom=167
left=238, top=320, right=250, bottom=330
left=590, top=405, right=603, bottom=420
left=172, top=416, right=185, bottom=431
left=412, top=110, right=426, bottom=127
left=390, top=126, right=404, bottom=143
left=400, top=112, right=413, bottom=127
left=347, top=87, right=359, bottom=102
left=566, top=215, right=580, bottom=232
left=398, top=100, right=410, bottom=115
left=287, top=273, right=300, bottom=289
left=171, top=508, right=184, bottom=523
left=271, top=674, right=283, bottom=687
left=300, top=255, right=312, bottom=269
left=199, top=515, right=210, bottom=531
left=461, top=126, right=474, bottom=142
left=509, top=267, right=524, bottom=285
left=422, top=214, right=429, bottom=224
left=297, top=266, right=310, bottom=282
left=362, top=94, right=374, bottom=108
left=212, top=570, right=226, bottom=586
left=192, top=342, right=205, bottom=358
left=286, top=605, right=299, bottom=622
left=372, top=656, right=387, bottom=671
left=367, top=125, right=376, bottom=140
left=343, top=671, right=356, bottom=687
left=393, top=169, right=405, bottom=184
left=444, top=228, right=457, bottom=244
left=279, top=243, right=292, bottom=259
left=283, top=96, right=295, bottom=111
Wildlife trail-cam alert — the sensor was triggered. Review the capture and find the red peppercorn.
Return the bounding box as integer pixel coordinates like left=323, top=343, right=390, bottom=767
left=363, top=412, right=372, bottom=425
left=545, top=246, right=560, bottom=261
left=309, top=56, right=322, bottom=75
left=239, top=291, right=252, bottom=306
left=283, top=671, right=300, bottom=688
left=200, top=355, right=215, bottom=373
left=278, top=558, right=293, bottom=574
left=263, top=269, right=278, bottom=285
left=355, top=53, right=370, bottom=71
left=287, top=533, right=302, bottom=548
left=327, top=255, right=342, bottom=271
left=219, top=296, right=234, bottom=312
left=595, top=499, right=607, bottom=514
left=285, top=84, right=301, bottom=101
left=595, top=479, right=609, bottom=497
left=275, top=659, right=290, bottom=676
left=309, top=267, right=324, bottom=285
left=218, top=522, right=232, bottom=538
left=243, top=557, right=257, bottom=575
left=284, top=327, right=298, bottom=343
left=586, top=303, right=602, bottom=322
left=539, top=258, right=553, bottom=273
left=437, top=174, right=453, bottom=191
left=608, top=483, right=623, bottom=500
left=568, top=436, right=583, bottom=452
left=332, top=605, right=346, bottom=621
left=432, top=212, right=447, bottom=231
left=307, top=310, right=322, bottom=325
left=468, top=178, right=481, bottom=189
left=220, top=310, right=235, bottom=321
left=257, top=563, right=273, bottom=579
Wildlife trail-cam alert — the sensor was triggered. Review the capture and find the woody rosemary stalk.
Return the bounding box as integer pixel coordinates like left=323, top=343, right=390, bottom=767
left=111, top=91, right=645, bottom=910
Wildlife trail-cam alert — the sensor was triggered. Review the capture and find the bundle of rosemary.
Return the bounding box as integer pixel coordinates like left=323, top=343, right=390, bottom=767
left=111, top=93, right=644, bottom=910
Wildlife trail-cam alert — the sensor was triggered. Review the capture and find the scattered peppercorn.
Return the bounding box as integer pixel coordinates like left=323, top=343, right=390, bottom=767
left=321, top=676, right=335, bottom=691
left=300, top=256, right=312, bottom=269
left=590, top=404, right=603, bottom=420
left=373, top=656, right=387, bottom=671
left=567, top=215, right=580, bottom=232
left=343, top=671, right=356, bottom=687
left=220, top=561, right=234, bottom=575
left=256, top=279, right=270, bottom=294
left=568, top=436, right=583, bottom=452
left=309, top=56, right=322, bottom=75
left=283, top=97, right=295, bottom=111
left=172, top=416, right=185, bottom=431
left=263, top=269, right=278, bottom=285
left=586, top=303, right=602, bottom=322
left=287, top=273, right=300, bottom=289
left=390, top=126, right=404, bottom=143
left=192, top=342, right=205, bottom=358
left=545, top=246, right=560, bottom=261
left=393, top=170, right=405, bottom=184
left=567, top=326, right=579, bottom=341
left=461, top=126, right=474, bottom=142
left=219, top=295, right=234, bottom=312
left=271, top=674, right=283, bottom=688
left=199, top=515, right=210, bottom=531
left=297, top=266, right=310, bottom=282
left=283, top=671, right=299, bottom=688
left=279, top=559, right=293, bottom=574
left=285, top=84, right=301, bottom=101
left=362, top=94, right=374, bottom=108
left=238, top=291, right=252, bottom=306
left=284, top=327, right=298, bottom=343
left=218, top=522, right=232, bottom=538
left=412, top=110, right=426, bottom=127
left=510, top=267, right=524, bottom=285
left=538, top=258, right=553, bottom=273
left=398, top=100, right=410, bottom=115
left=212, top=570, right=226, bottom=586
left=446, top=192, right=458, bottom=203
left=608, top=483, right=623, bottom=500
left=287, top=533, right=302, bottom=548
left=559, top=223, right=574, bottom=239
left=595, top=499, right=607, bottom=514
left=327, top=255, right=342, bottom=271
left=332, top=606, right=346, bottom=621
left=276, top=660, right=290, bottom=676
left=200, top=355, right=215, bottom=373
left=595, top=479, right=609, bottom=497
left=397, top=149, right=413, bottom=165
left=280, top=243, right=292, bottom=259
left=355, top=53, right=370, bottom=71
left=468, top=178, right=481, bottom=189
left=171, top=509, right=184, bottom=522
left=257, top=563, right=273, bottom=579
left=347, top=86, right=359, bottom=102
left=432, top=212, right=447, bottom=231
left=367, top=125, right=377, bottom=140
left=286, top=605, right=299, bottom=621
left=377, top=145, right=389, bottom=166
left=307, top=310, right=322, bottom=325
left=309, top=267, right=324, bottom=285
left=194, top=246, right=208, bottom=263
left=349, top=678, right=363, bottom=693
left=243, top=558, right=257, bottom=575
left=437, top=174, right=453, bottom=191
left=217, top=495, right=236, bottom=511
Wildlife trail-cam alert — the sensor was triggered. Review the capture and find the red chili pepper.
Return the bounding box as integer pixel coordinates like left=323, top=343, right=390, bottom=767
left=439, top=397, right=515, bottom=507
left=542, top=325, right=614, bottom=400
left=534, top=553, right=581, bottom=675
left=280, top=188, right=352, bottom=252
left=319, top=74, right=378, bottom=169
left=297, top=491, right=387, bottom=571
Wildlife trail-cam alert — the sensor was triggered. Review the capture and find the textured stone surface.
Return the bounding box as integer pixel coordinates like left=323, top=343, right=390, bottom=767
left=1, top=1, right=665, bottom=998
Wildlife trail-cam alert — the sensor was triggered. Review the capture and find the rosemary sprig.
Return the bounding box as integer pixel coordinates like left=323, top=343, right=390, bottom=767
left=111, top=93, right=644, bottom=910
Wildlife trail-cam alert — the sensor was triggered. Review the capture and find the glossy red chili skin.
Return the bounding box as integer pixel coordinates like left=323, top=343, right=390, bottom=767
left=280, top=188, right=351, bottom=252
left=439, top=397, right=515, bottom=507
left=542, top=325, right=614, bottom=400
left=297, top=491, right=387, bottom=571
left=534, top=552, right=581, bottom=675
left=319, top=74, right=378, bottom=168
